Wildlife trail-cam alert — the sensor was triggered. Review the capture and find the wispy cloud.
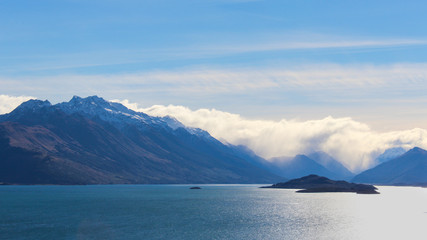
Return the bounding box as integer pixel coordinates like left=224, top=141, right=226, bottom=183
left=202, top=38, right=427, bottom=55
left=137, top=63, right=427, bottom=92
left=2, top=62, right=427, bottom=104
left=2, top=36, right=426, bottom=74
left=31, top=62, right=426, bottom=94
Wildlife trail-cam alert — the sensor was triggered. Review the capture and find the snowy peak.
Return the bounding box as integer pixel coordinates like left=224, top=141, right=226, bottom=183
left=56, top=95, right=171, bottom=131
left=69, top=95, right=105, bottom=106
left=3, top=95, right=215, bottom=141
left=60, top=95, right=140, bottom=117
left=56, top=96, right=214, bottom=140
left=61, top=95, right=129, bottom=115
left=6, top=99, right=52, bottom=119
left=14, top=99, right=51, bottom=111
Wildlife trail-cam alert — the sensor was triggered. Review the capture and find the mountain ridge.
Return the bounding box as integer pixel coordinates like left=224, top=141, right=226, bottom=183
left=0, top=96, right=283, bottom=184
left=264, top=154, right=338, bottom=180
left=352, top=147, right=427, bottom=186
left=308, top=151, right=354, bottom=180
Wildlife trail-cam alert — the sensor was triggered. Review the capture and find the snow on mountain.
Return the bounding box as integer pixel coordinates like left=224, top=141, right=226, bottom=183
left=55, top=95, right=214, bottom=139
left=0, top=95, right=282, bottom=184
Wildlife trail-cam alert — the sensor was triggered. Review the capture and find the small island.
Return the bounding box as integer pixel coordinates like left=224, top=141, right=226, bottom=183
left=261, top=174, right=379, bottom=194
left=189, top=187, right=202, bottom=189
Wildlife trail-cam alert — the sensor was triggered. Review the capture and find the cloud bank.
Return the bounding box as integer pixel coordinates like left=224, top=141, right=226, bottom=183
left=114, top=100, right=427, bottom=172
left=0, top=95, right=35, bottom=114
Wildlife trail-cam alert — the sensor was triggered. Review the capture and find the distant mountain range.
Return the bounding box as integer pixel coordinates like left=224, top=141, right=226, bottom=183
left=0, top=95, right=426, bottom=186
left=308, top=152, right=355, bottom=180
left=353, top=147, right=427, bottom=186
left=373, top=147, right=406, bottom=166
left=0, top=96, right=283, bottom=184
left=256, top=146, right=427, bottom=186
left=266, top=155, right=337, bottom=180
left=253, top=152, right=354, bottom=181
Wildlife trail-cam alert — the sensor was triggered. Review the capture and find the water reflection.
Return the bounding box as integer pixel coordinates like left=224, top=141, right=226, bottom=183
left=0, top=185, right=426, bottom=239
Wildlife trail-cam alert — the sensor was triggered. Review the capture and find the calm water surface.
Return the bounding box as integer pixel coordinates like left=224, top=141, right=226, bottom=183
left=1, top=185, right=427, bottom=240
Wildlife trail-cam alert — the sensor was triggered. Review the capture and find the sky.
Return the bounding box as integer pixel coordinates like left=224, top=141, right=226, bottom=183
left=1, top=0, right=427, bottom=171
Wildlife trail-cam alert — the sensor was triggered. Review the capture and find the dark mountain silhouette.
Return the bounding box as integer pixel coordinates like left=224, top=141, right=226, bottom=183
left=262, top=174, right=379, bottom=194
left=353, top=147, right=427, bottom=186
left=0, top=96, right=282, bottom=184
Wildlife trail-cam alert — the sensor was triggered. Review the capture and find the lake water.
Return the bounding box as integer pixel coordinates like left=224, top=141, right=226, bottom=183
left=1, top=185, right=427, bottom=240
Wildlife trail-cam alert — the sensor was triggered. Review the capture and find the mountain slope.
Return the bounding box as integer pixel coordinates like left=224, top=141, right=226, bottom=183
left=0, top=96, right=282, bottom=184
left=266, top=155, right=336, bottom=179
left=308, top=152, right=354, bottom=180
left=352, top=147, right=427, bottom=186
left=373, top=147, right=406, bottom=166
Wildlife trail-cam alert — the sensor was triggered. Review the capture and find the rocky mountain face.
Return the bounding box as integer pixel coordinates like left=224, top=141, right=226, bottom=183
left=0, top=96, right=282, bottom=184
left=352, top=147, right=427, bottom=186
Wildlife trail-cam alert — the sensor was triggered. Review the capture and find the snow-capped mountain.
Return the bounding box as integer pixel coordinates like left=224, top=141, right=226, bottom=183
left=56, top=95, right=210, bottom=137
left=0, top=96, right=282, bottom=184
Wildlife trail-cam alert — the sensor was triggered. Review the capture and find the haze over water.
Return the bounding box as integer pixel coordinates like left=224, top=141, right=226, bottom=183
left=1, top=185, right=426, bottom=240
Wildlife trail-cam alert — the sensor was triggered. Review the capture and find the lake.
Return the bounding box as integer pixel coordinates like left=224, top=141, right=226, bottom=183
left=1, top=185, right=426, bottom=239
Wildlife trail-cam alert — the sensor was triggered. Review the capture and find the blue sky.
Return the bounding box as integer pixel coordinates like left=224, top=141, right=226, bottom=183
left=1, top=0, right=427, bottom=131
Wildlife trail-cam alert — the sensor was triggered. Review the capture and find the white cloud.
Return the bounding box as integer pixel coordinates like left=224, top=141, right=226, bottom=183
left=102, top=63, right=427, bottom=93
left=134, top=63, right=427, bottom=92
left=3, top=62, right=427, bottom=157
left=0, top=95, right=35, bottom=114
left=3, top=34, right=426, bottom=74
left=2, top=62, right=427, bottom=97
left=114, top=100, right=427, bottom=172
left=205, top=39, right=427, bottom=56
left=110, top=99, right=141, bottom=111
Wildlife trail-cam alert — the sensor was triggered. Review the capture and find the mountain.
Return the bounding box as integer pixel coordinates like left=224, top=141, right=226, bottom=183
left=352, top=147, right=427, bottom=186
left=373, top=147, right=406, bottom=166
left=265, top=155, right=337, bottom=180
left=308, top=152, right=354, bottom=180
left=0, top=96, right=282, bottom=184
left=234, top=150, right=351, bottom=180
left=227, top=144, right=289, bottom=177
